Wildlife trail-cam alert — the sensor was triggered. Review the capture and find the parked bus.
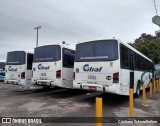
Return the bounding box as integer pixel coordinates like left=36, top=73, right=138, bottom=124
left=4, top=50, right=36, bottom=88
left=154, top=65, right=160, bottom=79
left=0, top=62, right=5, bottom=81
left=73, top=39, right=154, bottom=96
left=32, top=42, right=75, bottom=88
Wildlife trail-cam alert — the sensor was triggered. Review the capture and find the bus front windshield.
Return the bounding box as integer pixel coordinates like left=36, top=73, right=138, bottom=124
left=0, top=62, right=5, bottom=70
left=33, top=45, right=61, bottom=62
left=6, top=51, right=25, bottom=65
left=75, top=40, right=118, bottom=62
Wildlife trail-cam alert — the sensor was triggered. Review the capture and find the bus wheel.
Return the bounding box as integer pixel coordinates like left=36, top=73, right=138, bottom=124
left=135, top=83, right=141, bottom=97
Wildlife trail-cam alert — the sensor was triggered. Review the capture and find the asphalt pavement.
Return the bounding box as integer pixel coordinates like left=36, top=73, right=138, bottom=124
left=0, top=82, right=160, bottom=126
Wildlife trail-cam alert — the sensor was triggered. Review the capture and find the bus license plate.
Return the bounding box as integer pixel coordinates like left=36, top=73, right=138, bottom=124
left=89, top=86, right=96, bottom=91
left=39, top=82, right=46, bottom=84
left=41, top=73, right=46, bottom=76
left=88, top=75, right=96, bottom=80
left=11, top=74, right=14, bottom=77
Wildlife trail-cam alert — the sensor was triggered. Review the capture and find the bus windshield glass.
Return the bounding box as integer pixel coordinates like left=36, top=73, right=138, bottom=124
left=75, top=40, right=118, bottom=62
left=33, top=45, right=61, bottom=62
left=0, top=62, right=5, bottom=70
left=6, top=51, right=25, bottom=65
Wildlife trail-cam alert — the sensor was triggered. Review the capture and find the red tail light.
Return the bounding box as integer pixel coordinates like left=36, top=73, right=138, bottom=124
left=56, top=70, right=61, bottom=78
left=21, top=72, right=25, bottom=79
left=113, top=72, right=119, bottom=83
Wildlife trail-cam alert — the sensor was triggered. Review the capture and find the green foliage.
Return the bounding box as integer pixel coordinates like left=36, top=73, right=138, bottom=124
left=129, top=33, right=160, bottom=64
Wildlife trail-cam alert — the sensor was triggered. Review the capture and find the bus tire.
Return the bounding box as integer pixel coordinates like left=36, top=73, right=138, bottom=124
left=135, top=82, right=141, bottom=97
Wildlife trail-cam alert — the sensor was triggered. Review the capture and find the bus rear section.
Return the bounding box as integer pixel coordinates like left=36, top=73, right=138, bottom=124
left=32, top=44, right=75, bottom=89
left=0, top=62, right=5, bottom=81
left=73, top=39, right=121, bottom=94
left=4, top=51, right=34, bottom=88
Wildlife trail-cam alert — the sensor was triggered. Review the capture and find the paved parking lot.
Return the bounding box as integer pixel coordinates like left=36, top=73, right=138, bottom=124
left=0, top=82, right=160, bottom=126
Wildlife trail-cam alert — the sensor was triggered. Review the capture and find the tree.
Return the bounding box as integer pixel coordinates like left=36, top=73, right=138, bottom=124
left=129, top=33, right=160, bottom=64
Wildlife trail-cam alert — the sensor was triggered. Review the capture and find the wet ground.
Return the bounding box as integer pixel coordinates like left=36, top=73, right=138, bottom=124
left=0, top=82, right=160, bottom=126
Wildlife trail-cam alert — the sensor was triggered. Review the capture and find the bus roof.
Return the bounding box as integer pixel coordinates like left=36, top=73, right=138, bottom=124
left=36, top=43, right=75, bottom=51
left=7, top=50, right=33, bottom=54
left=0, top=60, right=5, bottom=63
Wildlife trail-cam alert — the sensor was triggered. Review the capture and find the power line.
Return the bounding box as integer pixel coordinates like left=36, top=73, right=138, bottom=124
left=153, top=0, right=158, bottom=15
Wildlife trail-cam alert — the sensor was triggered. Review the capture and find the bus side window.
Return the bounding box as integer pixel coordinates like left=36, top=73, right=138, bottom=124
left=63, top=48, right=75, bottom=68
left=27, top=53, right=34, bottom=70
left=120, top=44, right=129, bottom=69
left=129, top=54, right=134, bottom=70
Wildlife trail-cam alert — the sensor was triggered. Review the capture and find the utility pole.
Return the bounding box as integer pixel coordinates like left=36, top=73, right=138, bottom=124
left=34, top=26, right=41, bottom=47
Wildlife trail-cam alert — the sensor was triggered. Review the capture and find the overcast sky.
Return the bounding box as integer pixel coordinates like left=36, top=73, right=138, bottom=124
left=0, top=0, right=160, bottom=61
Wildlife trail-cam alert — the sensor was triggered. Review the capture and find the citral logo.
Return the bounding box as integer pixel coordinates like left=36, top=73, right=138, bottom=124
left=8, top=66, right=17, bottom=72
left=83, top=64, right=102, bottom=72
left=38, top=64, right=50, bottom=70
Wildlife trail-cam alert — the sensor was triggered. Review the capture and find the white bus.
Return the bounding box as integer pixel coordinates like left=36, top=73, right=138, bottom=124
left=0, top=62, right=5, bottom=81
left=73, top=39, right=154, bottom=96
left=32, top=43, right=75, bottom=88
left=4, top=50, right=35, bottom=88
